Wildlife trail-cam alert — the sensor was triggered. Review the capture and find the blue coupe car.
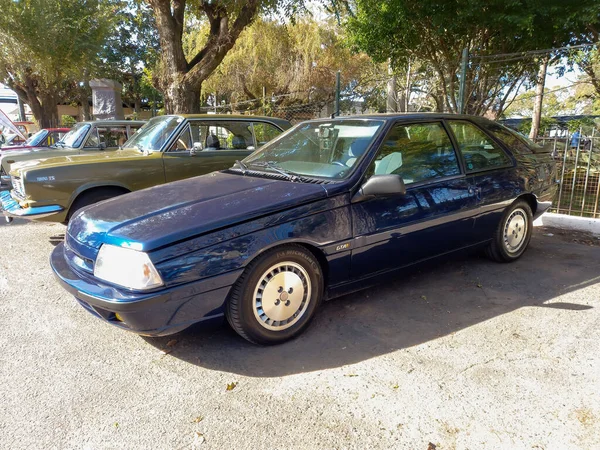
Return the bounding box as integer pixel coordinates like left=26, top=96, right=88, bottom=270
left=51, top=114, right=557, bottom=344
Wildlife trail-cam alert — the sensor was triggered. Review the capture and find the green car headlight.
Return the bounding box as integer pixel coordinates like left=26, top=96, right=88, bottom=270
left=94, top=244, right=163, bottom=290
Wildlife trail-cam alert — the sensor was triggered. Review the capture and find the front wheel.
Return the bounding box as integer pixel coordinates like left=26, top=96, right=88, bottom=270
left=485, top=200, right=533, bottom=263
left=226, top=245, right=324, bottom=345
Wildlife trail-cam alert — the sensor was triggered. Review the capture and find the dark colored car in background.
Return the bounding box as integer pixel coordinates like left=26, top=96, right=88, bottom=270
left=51, top=114, right=557, bottom=344
left=0, top=127, right=70, bottom=155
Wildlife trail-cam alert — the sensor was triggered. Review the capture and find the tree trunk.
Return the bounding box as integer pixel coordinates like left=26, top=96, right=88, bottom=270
left=529, top=57, right=549, bottom=140
left=165, top=77, right=202, bottom=114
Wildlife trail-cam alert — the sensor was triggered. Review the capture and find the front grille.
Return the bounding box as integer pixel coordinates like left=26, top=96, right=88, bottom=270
left=11, top=176, right=25, bottom=198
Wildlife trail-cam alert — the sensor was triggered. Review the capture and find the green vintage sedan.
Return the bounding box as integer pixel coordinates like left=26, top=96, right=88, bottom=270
left=0, top=115, right=291, bottom=223
left=0, top=120, right=146, bottom=185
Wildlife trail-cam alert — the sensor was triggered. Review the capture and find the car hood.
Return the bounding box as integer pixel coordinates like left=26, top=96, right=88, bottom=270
left=3, top=147, right=80, bottom=169
left=68, top=172, right=330, bottom=252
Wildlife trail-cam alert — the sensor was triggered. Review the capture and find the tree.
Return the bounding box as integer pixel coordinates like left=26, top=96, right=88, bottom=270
left=344, top=0, right=600, bottom=118
left=145, top=0, right=311, bottom=114
left=100, top=1, right=162, bottom=113
left=189, top=17, right=385, bottom=111
left=0, top=0, right=114, bottom=127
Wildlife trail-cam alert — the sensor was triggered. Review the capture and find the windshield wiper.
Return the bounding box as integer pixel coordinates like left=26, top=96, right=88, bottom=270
left=234, top=160, right=249, bottom=174
left=249, top=161, right=301, bottom=182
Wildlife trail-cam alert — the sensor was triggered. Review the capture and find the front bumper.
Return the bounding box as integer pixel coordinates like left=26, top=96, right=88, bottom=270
left=50, top=243, right=240, bottom=336
left=0, top=190, right=64, bottom=220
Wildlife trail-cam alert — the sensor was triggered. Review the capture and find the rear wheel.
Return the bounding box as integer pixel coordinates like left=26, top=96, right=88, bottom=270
left=485, top=200, right=533, bottom=263
left=226, top=245, right=324, bottom=345
left=67, top=188, right=128, bottom=222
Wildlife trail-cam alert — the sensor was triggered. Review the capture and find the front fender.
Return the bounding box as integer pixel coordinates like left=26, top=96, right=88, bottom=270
left=152, top=195, right=353, bottom=289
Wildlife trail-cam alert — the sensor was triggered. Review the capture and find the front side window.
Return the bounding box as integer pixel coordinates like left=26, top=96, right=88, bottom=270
left=84, top=129, right=100, bottom=148
left=196, top=122, right=255, bottom=151
left=97, top=126, right=128, bottom=148
left=368, top=122, right=461, bottom=185
left=449, top=121, right=512, bottom=173
left=244, top=119, right=384, bottom=179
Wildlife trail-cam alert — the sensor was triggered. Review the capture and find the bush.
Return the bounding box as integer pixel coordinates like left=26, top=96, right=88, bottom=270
left=61, top=115, right=77, bottom=127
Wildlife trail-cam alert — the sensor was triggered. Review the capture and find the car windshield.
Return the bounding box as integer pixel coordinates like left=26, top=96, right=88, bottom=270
left=57, top=123, right=90, bottom=148
left=24, top=129, right=48, bottom=146
left=242, top=119, right=384, bottom=180
left=123, top=116, right=182, bottom=152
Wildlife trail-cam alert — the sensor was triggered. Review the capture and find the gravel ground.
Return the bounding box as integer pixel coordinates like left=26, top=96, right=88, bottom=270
left=0, top=217, right=599, bottom=450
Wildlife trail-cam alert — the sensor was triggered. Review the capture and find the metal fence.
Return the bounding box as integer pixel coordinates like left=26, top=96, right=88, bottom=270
left=537, top=128, right=600, bottom=219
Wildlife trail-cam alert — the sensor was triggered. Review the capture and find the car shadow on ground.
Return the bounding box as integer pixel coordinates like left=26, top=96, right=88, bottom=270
left=142, top=233, right=600, bottom=377
left=49, top=234, right=65, bottom=247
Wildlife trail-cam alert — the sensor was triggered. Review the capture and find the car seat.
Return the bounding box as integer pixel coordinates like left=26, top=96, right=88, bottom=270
left=205, top=134, right=221, bottom=150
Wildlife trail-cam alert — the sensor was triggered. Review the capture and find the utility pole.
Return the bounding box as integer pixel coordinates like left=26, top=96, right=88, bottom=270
left=529, top=56, right=549, bottom=140
left=386, top=59, right=397, bottom=113
left=16, top=97, right=26, bottom=122
left=334, top=71, right=341, bottom=117
left=457, top=48, right=468, bottom=114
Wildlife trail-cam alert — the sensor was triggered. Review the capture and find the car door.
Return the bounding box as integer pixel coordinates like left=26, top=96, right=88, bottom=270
left=447, top=120, right=518, bottom=243
left=351, top=121, right=479, bottom=278
left=162, top=120, right=258, bottom=183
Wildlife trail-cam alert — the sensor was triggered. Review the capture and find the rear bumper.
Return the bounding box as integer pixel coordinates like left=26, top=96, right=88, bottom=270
left=0, top=190, right=64, bottom=220
left=50, top=242, right=239, bottom=336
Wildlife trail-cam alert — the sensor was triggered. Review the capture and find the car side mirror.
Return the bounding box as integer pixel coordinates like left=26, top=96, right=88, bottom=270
left=190, top=142, right=202, bottom=156
left=352, top=174, right=406, bottom=203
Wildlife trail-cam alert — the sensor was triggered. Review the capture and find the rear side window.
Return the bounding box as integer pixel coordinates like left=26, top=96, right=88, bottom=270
left=253, top=122, right=282, bottom=146
left=369, top=122, right=461, bottom=185
left=448, top=121, right=512, bottom=173
left=485, top=123, right=534, bottom=155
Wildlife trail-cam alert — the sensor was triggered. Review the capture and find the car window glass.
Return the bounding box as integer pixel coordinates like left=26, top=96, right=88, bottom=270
left=188, top=121, right=254, bottom=151
left=84, top=128, right=99, bottom=148
left=97, top=127, right=128, bottom=148
left=253, top=122, right=282, bottom=147
left=168, top=126, right=192, bottom=151
left=368, top=122, right=460, bottom=184
left=449, top=121, right=512, bottom=173
left=485, top=123, right=535, bottom=155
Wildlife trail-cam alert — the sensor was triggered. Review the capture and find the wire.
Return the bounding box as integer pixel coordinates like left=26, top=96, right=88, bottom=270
left=473, top=43, right=595, bottom=61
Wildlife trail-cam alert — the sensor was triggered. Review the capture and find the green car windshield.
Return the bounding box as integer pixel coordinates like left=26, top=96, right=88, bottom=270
left=123, top=116, right=182, bottom=152
left=56, top=123, right=90, bottom=148
left=243, top=119, right=383, bottom=180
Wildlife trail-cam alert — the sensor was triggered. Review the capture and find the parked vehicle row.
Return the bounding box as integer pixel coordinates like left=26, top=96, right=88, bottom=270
left=0, top=115, right=290, bottom=223
left=36, top=113, right=557, bottom=344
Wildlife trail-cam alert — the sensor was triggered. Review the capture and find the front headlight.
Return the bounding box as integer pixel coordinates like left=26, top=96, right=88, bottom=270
left=94, top=244, right=163, bottom=290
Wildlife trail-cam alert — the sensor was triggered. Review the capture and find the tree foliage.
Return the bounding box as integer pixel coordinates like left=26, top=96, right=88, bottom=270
left=344, top=0, right=600, bottom=117
left=0, top=0, right=114, bottom=127
left=145, top=0, right=318, bottom=113
left=180, top=17, right=385, bottom=111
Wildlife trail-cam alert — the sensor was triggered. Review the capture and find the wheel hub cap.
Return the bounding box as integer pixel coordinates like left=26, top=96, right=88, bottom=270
left=253, top=262, right=311, bottom=331
left=503, top=208, right=528, bottom=254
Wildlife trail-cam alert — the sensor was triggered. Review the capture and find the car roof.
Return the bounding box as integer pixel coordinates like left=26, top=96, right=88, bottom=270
left=309, top=113, right=494, bottom=123
left=176, top=114, right=291, bottom=128
left=79, top=120, right=146, bottom=125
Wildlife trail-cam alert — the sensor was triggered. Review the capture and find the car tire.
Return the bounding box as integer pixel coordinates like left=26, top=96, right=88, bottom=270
left=67, top=188, right=128, bottom=223
left=226, top=245, right=324, bottom=345
left=485, top=200, right=533, bottom=263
